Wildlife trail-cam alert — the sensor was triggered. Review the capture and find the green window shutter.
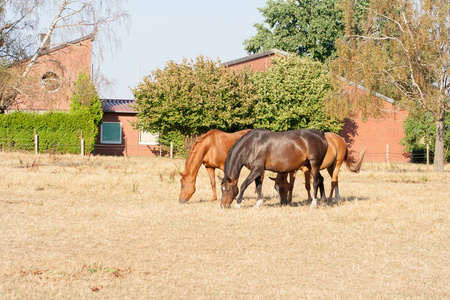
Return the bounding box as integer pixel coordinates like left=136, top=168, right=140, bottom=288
left=101, top=122, right=122, bottom=144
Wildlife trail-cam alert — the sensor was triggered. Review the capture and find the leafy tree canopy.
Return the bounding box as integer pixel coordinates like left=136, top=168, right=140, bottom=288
left=243, top=0, right=345, bottom=63
left=132, top=56, right=257, bottom=152
left=330, top=0, right=450, bottom=171
left=252, top=54, right=342, bottom=132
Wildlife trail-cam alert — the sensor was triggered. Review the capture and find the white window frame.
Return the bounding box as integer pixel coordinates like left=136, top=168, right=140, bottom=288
left=139, top=130, right=159, bottom=145
left=100, top=122, right=122, bottom=144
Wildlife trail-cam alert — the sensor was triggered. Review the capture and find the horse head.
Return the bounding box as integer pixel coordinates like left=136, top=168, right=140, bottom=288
left=179, top=172, right=195, bottom=203
left=269, top=173, right=294, bottom=205
left=220, top=176, right=239, bottom=208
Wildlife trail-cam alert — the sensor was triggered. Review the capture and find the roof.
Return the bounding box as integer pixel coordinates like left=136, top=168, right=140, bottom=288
left=101, top=99, right=136, bottom=113
left=222, top=49, right=290, bottom=67
left=338, top=77, right=395, bottom=104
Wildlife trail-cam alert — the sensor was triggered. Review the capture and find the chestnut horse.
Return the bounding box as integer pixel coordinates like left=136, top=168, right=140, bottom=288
left=269, top=132, right=365, bottom=205
left=220, top=129, right=328, bottom=209
left=179, top=129, right=251, bottom=203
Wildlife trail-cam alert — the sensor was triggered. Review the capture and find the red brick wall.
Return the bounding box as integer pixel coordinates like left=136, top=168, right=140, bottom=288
left=227, top=53, right=276, bottom=72
left=342, top=109, right=410, bottom=163
left=14, top=37, right=93, bottom=112
left=95, top=112, right=160, bottom=157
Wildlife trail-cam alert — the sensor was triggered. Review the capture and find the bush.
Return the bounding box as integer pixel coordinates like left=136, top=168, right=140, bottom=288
left=0, top=110, right=98, bottom=154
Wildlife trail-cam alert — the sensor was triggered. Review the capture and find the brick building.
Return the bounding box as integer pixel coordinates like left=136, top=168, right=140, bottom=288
left=13, top=34, right=94, bottom=112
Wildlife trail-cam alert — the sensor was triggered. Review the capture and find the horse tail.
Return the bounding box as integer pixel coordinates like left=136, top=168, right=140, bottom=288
left=345, top=146, right=366, bottom=173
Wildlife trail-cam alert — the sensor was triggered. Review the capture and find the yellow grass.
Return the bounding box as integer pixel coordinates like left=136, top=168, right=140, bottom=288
left=0, top=151, right=448, bottom=299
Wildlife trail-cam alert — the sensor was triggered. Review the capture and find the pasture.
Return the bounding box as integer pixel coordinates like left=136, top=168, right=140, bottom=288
left=0, top=151, right=448, bottom=299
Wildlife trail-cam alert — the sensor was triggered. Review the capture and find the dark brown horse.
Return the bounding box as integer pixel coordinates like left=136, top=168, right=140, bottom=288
left=220, top=129, right=328, bottom=209
left=269, top=132, right=365, bottom=205
left=179, top=129, right=251, bottom=203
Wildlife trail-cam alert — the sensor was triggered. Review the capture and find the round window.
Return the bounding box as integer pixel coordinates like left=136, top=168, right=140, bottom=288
left=41, top=71, right=62, bottom=92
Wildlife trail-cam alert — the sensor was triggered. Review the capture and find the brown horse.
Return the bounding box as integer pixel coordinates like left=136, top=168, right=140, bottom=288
left=269, top=132, right=365, bottom=205
left=179, top=129, right=251, bottom=203
left=220, top=129, right=328, bottom=209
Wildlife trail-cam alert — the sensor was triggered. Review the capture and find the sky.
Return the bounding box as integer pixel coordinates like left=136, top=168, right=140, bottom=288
left=98, top=1, right=267, bottom=99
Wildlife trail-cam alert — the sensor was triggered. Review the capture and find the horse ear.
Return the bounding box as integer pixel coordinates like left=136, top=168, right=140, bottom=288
left=217, top=175, right=223, bottom=182
left=269, top=176, right=276, bottom=181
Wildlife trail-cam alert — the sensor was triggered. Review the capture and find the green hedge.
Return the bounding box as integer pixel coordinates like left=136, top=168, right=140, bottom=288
left=0, top=111, right=98, bottom=154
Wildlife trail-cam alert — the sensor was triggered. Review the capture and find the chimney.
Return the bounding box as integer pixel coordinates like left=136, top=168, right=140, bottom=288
left=40, top=33, right=50, bottom=52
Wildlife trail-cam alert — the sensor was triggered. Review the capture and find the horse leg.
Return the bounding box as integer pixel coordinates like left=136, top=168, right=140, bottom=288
left=329, top=160, right=343, bottom=204
left=205, top=167, right=217, bottom=202
left=310, top=166, right=324, bottom=209
left=287, top=170, right=296, bottom=204
left=301, top=166, right=312, bottom=203
left=236, top=170, right=264, bottom=208
left=326, top=165, right=335, bottom=204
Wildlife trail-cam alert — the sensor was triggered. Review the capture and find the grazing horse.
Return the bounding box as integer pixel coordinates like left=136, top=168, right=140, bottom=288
left=220, top=129, right=328, bottom=209
left=269, top=132, right=365, bottom=205
left=179, top=129, right=251, bottom=203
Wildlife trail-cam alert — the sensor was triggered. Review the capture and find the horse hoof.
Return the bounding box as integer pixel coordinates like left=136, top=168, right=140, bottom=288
left=179, top=199, right=187, bottom=204
left=235, top=203, right=241, bottom=208
left=254, top=199, right=263, bottom=208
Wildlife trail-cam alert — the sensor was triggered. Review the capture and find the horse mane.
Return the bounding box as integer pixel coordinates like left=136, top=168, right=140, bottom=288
left=223, top=129, right=263, bottom=180
left=181, top=130, right=219, bottom=176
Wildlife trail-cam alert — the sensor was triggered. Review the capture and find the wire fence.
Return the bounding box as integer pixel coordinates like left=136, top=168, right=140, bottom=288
left=1, top=136, right=445, bottom=165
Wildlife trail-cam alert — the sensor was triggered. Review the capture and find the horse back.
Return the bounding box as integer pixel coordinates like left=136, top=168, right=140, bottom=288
left=245, top=129, right=328, bottom=173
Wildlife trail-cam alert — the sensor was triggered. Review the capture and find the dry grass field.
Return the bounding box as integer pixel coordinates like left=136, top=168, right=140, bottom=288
left=0, top=151, right=448, bottom=299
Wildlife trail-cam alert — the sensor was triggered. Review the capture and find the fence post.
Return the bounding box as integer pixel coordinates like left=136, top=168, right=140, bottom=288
left=386, top=144, right=389, bottom=165
left=170, top=142, right=173, bottom=159
left=34, top=134, right=39, bottom=155
left=80, top=131, right=85, bottom=157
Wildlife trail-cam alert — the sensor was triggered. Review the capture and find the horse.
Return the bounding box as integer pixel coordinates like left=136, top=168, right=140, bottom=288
left=269, top=132, right=365, bottom=205
left=220, top=129, right=328, bottom=209
left=179, top=129, right=251, bottom=203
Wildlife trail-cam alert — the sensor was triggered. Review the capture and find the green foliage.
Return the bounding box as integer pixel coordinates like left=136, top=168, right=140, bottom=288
left=401, top=106, right=450, bottom=160
left=0, top=110, right=98, bottom=153
left=133, top=56, right=257, bottom=154
left=70, top=72, right=103, bottom=127
left=252, top=55, right=342, bottom=132
left=243, top=0, right=345, bottom=63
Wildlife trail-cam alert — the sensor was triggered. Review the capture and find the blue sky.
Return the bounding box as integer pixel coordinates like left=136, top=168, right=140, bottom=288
left=98, top=1, right=266, bottom=99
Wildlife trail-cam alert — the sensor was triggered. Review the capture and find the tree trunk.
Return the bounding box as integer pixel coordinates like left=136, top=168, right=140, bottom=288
left=433, top=117, right=445, bottom=172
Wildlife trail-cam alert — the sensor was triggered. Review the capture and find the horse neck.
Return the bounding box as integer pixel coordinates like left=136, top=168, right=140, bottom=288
left=224, top=145, right=245, bottom=181
left=183, top=142, right=208, bottom=182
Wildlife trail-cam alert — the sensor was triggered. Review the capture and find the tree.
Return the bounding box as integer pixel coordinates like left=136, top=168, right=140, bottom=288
left=70, top=72, right=103, bottom=127
left=243, top=0, right=345, bottom=63
left=252, top=54, right=342, bottom=132
left=133, top=56, right=258, bottom=153
left=329, top=0, right=450, bottom=171
left=401, top=104, right=450, bottom=162
left=0, top=0, right=128, bottom=112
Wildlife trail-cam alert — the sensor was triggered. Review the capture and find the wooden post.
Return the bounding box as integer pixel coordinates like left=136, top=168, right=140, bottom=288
left=34, top=134, right=38, bottom=155
left=81, top=131, right=85, bottom=157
